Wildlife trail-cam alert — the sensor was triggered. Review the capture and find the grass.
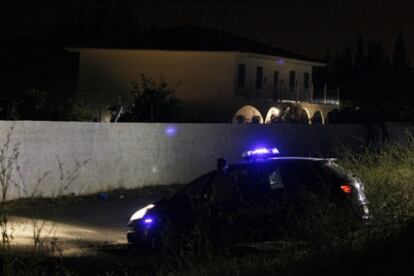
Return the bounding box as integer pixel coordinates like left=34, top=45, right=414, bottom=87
left=339, top=134, right=414, bottom=225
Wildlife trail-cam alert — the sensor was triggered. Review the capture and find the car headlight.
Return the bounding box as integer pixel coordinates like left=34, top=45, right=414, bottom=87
left=130, top=204, right=155, bottom=222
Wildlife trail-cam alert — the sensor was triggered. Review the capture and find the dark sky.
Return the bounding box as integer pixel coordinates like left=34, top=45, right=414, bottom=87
left=3, top=0, right=414, bottom=61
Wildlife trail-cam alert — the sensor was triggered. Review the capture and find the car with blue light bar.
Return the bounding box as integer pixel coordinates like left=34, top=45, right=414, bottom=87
left=127, top=147, right=369, bottom=249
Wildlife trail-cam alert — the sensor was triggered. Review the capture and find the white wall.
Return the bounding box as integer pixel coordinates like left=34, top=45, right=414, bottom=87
left=0, top=121, right=369, bottom=200
left=235, top=53, right=316, bottom=98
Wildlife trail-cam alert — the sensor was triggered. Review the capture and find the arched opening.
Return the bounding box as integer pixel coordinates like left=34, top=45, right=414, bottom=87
left=311, top=110, right=324, bottom=124
left=265, top=107, right=281, bottom=124
left=298, top=108, right=311, bottom=124
left=325, top=110, right=338, bottom=124
left=233, top=105, right=264, bottom=124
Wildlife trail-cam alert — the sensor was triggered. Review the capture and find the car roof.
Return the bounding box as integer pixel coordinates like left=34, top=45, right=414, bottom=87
left=233, top=156, right=336, bottom=167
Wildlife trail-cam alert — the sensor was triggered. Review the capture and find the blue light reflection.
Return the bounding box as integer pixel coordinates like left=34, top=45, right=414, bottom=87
left=165, top=125, right=177, bottom=137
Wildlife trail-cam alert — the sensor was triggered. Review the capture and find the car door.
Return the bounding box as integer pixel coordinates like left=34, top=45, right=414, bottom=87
left=167, top=172, right=214, bottom=232
left=234, top=163, right=289, bottom=241
left=238, top=162, right=332, bottom=240
left=279, top=162, right=346, bottom=232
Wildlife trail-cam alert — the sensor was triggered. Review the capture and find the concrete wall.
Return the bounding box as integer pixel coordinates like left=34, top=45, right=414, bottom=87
left=0, top=121, right=375, bottom=200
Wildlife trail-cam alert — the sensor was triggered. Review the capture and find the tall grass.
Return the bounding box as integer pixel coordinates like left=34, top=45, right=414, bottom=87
left=338, top=134, right=414, bottom=226
left=0, top=126, right=19, bottom=274
left=0, top=126, right=89, bottom=276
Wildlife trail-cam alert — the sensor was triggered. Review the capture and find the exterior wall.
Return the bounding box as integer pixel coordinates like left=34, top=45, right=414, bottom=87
left=234, top=53, right=315, bottom=100
left=231, top=100, right=338, bottom=125
left=300, top=102, right=336, bottom=124
left=70, top=48, right=327, bottom=123
left=230, top=54, right=337, bottom=123
left=72, top=49, right=237, bottom=122
left=0, top=121, right=374, bottom=200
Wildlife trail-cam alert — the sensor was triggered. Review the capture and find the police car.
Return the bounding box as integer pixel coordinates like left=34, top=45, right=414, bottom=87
left=127, top=148, right=369, bottom=249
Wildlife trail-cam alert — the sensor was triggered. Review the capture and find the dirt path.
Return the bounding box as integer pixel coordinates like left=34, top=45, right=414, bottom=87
left=6, top=185, right=180, bottom=256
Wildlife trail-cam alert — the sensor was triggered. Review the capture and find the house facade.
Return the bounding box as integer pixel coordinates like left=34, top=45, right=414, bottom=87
left=67, top=26, right=339, bottom=123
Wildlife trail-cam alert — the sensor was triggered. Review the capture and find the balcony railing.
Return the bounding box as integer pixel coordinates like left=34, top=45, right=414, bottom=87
left=235, top=84, right=340, bottom=106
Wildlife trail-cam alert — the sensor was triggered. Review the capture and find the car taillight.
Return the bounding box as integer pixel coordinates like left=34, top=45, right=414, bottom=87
left=340, top=185, right=352, bottom=194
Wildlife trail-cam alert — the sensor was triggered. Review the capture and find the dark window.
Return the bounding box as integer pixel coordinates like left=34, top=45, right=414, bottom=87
left=273, top=71, right=280, bottom=100
left=281, top=163, right=333, bottom=197
left=232, top=163, right=291, bottom=204
left=289, top=71, right=296, bottom=91
left=174, top=172, right=213, bottom=199
left=304, top=72, right=310, bottom=89
left=236, top=164, right=274, bottom=203
left=256, top=66, right=264, bottom=89
left=273, top=71, right=279, bottom=90
left=269, top=168, right=284, bottom=190
left=237, top=64, right=246, bottom=88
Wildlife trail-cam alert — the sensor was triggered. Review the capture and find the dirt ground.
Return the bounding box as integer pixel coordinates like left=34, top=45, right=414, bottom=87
left=6, top=185, right=182, bottom=256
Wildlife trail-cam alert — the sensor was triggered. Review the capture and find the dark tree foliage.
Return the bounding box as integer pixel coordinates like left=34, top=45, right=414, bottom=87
left=392, top=32, right=410, bottom=75
left=355, top=36, right=364, bottom=70
left=278, top=103, right=309, bottom=124
left=324, top=32, right=414, bottom=124
left=0, top=89, right=93, bottom=121
left=15, top=89, right=49, bottom=120
left=111, top=74, right=183, bottom=122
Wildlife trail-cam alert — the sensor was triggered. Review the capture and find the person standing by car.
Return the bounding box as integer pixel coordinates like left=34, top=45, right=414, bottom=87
left=207, top=159, right=232, bottom=204
left=206, top=158, right=245, bottom=211
left=204, top=158, right=246, bottom=244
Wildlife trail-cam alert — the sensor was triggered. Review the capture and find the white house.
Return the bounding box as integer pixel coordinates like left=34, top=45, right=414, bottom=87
left=67, top=26, right=338, bottom=123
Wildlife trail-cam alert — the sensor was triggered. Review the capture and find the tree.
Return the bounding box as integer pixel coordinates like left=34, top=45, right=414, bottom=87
left=55, top=101, right=94, bottom=121
left=234, top=114, right=247, bottom=124
left=250, top=116, right=261, bottom=124
left=0, top=88, right=93, bottom=121
left=278, top=103, right=309, bottom=124
left=354, top=36, right=364, bottom=71
left=15, top=89, right=50, bottom=120
left=323, top=33, right=414, bottom=124
left=112, top=74, right=183, bottom=122
left=392, top=31, right=409, bottom=75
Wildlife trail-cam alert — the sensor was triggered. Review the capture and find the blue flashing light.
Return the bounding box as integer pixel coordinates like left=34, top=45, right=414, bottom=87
left=143, top=217, right=153, bottom=224
left=242, top=147, right=279, bottom=160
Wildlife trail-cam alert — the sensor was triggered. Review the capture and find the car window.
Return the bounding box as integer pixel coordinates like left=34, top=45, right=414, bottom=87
left=324, top=162, right=357, bottom=182
left=281, top=163, right=332, bottom=196
left=269, top=168, right=284, bottom=190
left=173, top=172, right=213, bottom=198
left=173, top=167, right=247, bottom=199
left=234, top=163, right=286, bottom=203
left=206, top=169, right=241, bottom=204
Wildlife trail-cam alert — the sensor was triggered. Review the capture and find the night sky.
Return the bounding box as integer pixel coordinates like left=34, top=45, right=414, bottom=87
left=2, top=0, right=414, bottom=61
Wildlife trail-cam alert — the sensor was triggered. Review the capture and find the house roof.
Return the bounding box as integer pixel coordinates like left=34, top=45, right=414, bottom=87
left=4, top=25, right=324, bottom=64
left=79, top=26, right=324, bottom=64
